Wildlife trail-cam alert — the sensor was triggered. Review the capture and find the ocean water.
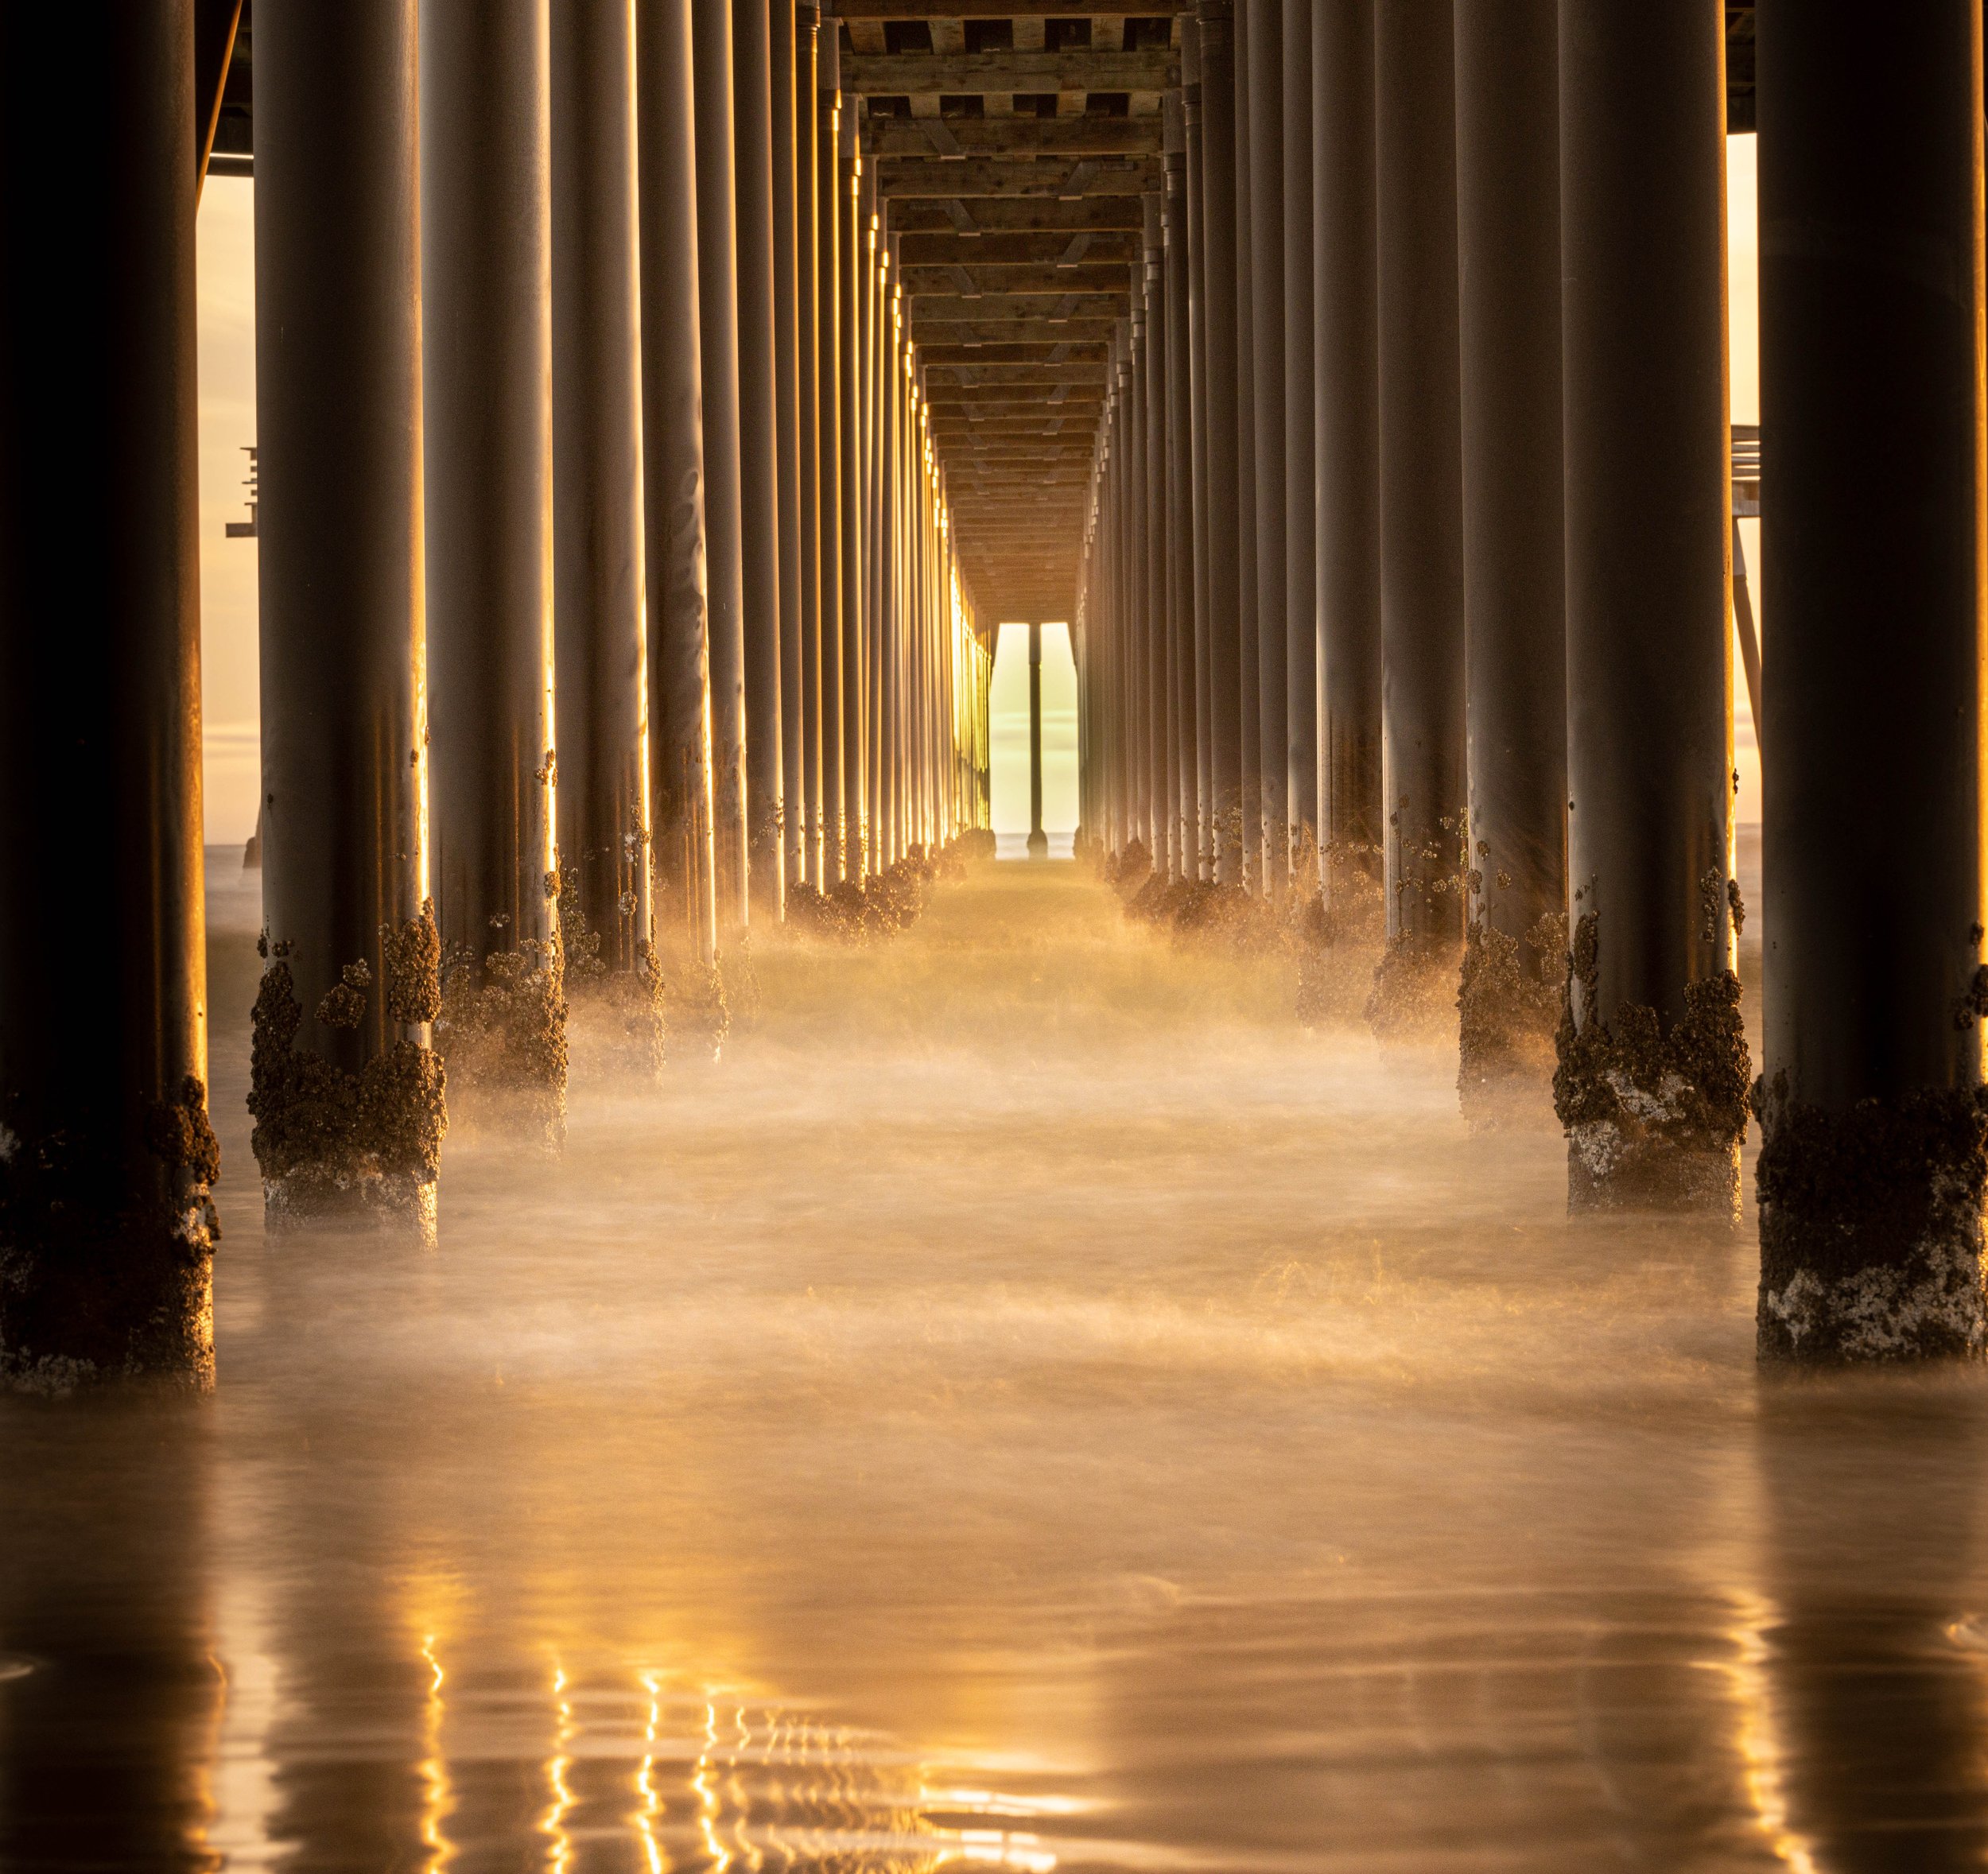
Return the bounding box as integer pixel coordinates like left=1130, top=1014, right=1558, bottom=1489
left=4, top=855, right=1984, bottom=1872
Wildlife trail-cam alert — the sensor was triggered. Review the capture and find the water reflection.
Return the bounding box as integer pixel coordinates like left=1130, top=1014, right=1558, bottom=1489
left=6, top=863, right=1988, bottom=1869
left=0, top=1397, right=219, bottom=1870
left=1751, top=1383, right=1988, bottom=1872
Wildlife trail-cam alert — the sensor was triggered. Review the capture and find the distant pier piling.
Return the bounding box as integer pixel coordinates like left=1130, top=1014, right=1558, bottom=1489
left=422, top=0, right=565, bottom=1143
left=1370, top=0, right=1468, bottom=1042
left=253, top=0, right=444, bottom=1230
left=1558, top=0, right=1744, bottom=1210
left=1453, top=0, right=1568, bottom=1127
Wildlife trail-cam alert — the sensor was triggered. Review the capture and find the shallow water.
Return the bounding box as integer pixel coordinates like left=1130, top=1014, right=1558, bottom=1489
left=5, top=859, right=1986, bottom=1872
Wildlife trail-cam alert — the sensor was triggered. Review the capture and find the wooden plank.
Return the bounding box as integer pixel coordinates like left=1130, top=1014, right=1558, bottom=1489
left=918, top=339, right=1112, bottom=364
left=876, top=157, right=1158, bottom=197
left=841, top=49, right=1176, bottom=94
left=887, top=196, right=1145, bottom=233
left=864, top=118, right=1161, bottom=158
left=911, top=292, right=1124, bottom=322
left=913, top=320, right=1120, bottom=347
left=897, top=230, right=1139, bottom=266
left=927, top=391, right=1106, bottom=413
left=899, top=261, right=1131, bottom=297
left=837, top=1, right=1185, bottom=15
left=923, top=362, right=1107, bottom=386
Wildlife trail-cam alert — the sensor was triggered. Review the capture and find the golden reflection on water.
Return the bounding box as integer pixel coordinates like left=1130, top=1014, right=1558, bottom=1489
left=421, top=1635, right=456, bottom=1872
left=637, top=1672, right=669, bottom=1873
left=14, top=863, right=1988, bottom=1870
left=1715, top=1592, right=1823, bottom=1874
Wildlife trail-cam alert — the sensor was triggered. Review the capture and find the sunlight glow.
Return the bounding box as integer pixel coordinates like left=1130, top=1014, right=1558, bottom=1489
left=418, top=1635, right=456, bottom=1873
left=544, top=1663, right=576, bottom=1874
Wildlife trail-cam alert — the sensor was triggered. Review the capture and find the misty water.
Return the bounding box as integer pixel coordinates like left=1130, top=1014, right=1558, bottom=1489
left=6, top=855, right=1988, bottom=1871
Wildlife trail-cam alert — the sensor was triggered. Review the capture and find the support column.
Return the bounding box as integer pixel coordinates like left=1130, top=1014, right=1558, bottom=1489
left=1195, top=1, right=1244, bottom=886
left=692, top=0, right=751, bottom=936
left=1454, top=0, right=1567, bottom=1127
left=1370, top=0, right=1467, bottom=1041
left=1559, top=0, right=1743, bottom=1208
left=772, top=0, right=806, bottom=894
left=878, top=285, right=900, bottom=867
left=863, top=161, right=887, bottom=871
left=1245, top=0, right=1287, bottom=898
left=795, top=6, right=825, bottom=887
left=252, top=0, right=441, bottom=1234
left=1281, top=0, right=1317, bottom=885
left=815, top=37, right=846, bottom=881
left=733, top=0, right=786, bottom=923
left=636, top=0, right=722, bottom=1003
left=1233, top=0, right=1262, bottom=893
left=0, top=0, right=217, bottom=1380
left=423, top=0, right=565, bottom=1141
left=1314, top=0, right=1384, bottom=931
left=1029, top=625, right=1050, bottom=858
left=1125, top=332, right=1146, bottom=867
left=1164, top=95, right=1201, bottom=887
left=838, top=116, right=868, bottom=881
left=1756, top=0, right=1988, bottom=1356
left=1143, top=195, right=1173, bottom=880
left=1183, top=22, right=1215, bottom=882
left=553, top=0, right=662, bottom=1072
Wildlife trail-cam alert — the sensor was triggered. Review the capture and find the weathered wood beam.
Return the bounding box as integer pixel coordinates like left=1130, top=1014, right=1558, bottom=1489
left=940, top=439, right=1095, bottom=453
left=938, top=454, right=1096, bottom=470
left=911, top=291, right=1124, bottom=322
left=887, top=196, right=1145, bottom=233
left=934, top=425, right=1101, bottom=443
left=927, top=392, right=1106, bottom=416
left=842, top=49, right=1176, bottom=94
left=919, top=342, right=1110, bottom=367
left=900, top=260, right=1130, bottom=297
left=876, top=156, right=1158, bottom=198
left=932, top=403, right=1103, bottom=421
left=864, top=118, right=1161, bottom=158
left=837, top=1, right=1185, bottom=15
left=912, top=318, right=1120, bottom=347
left=897, top=230, right=1138, bottom=266
left=923, top=361, right=1106, bottom=385
left=942, top=459, right=1095, bottom=474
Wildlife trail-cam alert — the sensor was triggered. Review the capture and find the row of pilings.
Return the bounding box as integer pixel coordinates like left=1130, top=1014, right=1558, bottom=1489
left=1076, top=0, right=1988, bottom=1364
left=0, top=1, right=995, bottom=1386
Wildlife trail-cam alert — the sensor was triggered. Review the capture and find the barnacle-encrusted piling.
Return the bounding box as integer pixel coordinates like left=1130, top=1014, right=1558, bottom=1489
left=558, top=869, right=666, bottom=1081
left=1370, top=0, right=1468, bottom=1047
left=1753, top=0, right=1988, bottom=1359
left=2, top=2, right=215, bottom=1387
left=1552, top=899, right=1749, bottom=1212
left=551, top=0, right=662, bottom=1087
left=1457, top=910, right=1563, bottom=1129
left=433, top=884, right=569, bottom=1146
left=251, top=912, right=448, bottom=1236
left=1365, top=811, right=1465, bottom=1046
left=1, top=1079, right=220, bottom=1394
left=253, top=0, right=438, bottom=1236
left=1454, top=0, right=1568, bottom=1127
left=425, top=0, right=568, bottom=1146
left=1757, top=1081, right=1988, bottom=1363
left=1559, top=2, right=1737, bottom=1209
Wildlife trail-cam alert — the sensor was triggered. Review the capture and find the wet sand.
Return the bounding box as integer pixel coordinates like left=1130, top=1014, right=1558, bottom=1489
left=4, top=856, right=1986, bottom=1872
